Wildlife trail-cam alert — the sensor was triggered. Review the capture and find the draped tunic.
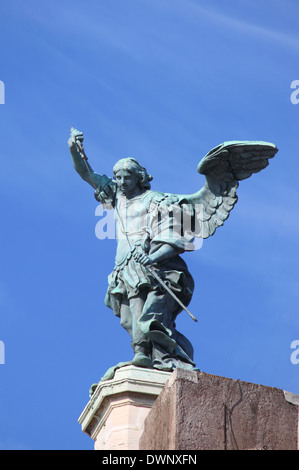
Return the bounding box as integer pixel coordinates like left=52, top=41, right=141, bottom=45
left=94, top=179, right=194, bottom=316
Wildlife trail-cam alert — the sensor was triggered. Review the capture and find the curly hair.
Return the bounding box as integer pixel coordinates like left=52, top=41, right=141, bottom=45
left=113, top=158, right=153, bottom=190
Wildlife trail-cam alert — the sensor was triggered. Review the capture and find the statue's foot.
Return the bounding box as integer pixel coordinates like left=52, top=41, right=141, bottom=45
left=132, top=352, right=152, bottom=368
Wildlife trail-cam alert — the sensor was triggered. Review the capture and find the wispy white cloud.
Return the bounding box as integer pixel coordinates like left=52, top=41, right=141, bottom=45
left=174, top=0, right=299, bottom=53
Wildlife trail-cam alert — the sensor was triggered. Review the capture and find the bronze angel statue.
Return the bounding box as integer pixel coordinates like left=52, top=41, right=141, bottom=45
left=68, top=128, right=277, bottom=379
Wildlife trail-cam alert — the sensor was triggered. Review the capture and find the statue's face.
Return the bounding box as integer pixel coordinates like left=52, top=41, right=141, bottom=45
left=114, top=169, right=140, bottom=197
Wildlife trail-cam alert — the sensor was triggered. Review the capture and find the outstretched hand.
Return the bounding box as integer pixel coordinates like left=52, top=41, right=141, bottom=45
left=69, top=127, right=84, bottom=147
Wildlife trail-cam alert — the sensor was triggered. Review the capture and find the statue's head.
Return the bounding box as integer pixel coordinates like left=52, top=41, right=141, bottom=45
left=113, top=158, right=153, bottom=193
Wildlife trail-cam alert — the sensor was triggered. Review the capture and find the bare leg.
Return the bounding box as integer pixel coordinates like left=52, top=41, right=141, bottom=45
left=119, top=297, right=133, bottom=338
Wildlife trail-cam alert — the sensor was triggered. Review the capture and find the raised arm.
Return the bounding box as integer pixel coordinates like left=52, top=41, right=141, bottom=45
left=68, top=128, right=111, bottom=190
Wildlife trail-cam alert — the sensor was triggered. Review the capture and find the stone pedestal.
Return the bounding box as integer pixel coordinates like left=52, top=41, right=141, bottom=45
left=78, top=365, right=171, bottom=450
left=139, top=369, right=299, bottom=450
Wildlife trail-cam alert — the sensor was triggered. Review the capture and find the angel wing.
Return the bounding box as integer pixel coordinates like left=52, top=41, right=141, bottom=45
left=179, top=140, right=278, bottom=239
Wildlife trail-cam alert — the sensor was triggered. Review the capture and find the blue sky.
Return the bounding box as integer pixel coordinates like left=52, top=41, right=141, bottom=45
left=0, top=0, right=298, bottom=450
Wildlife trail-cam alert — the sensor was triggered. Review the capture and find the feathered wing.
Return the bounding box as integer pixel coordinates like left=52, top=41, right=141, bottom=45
left=178, top=140, right=278, bottom=239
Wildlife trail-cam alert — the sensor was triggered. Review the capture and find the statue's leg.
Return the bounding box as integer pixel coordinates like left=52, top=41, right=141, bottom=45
left=119, top=297, right=133, bottom=338
left=139, top=290, right=196, bottom=370
left=128, top=292, right=152, bottom=368
left=140, top=289, right=177, bottom=332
